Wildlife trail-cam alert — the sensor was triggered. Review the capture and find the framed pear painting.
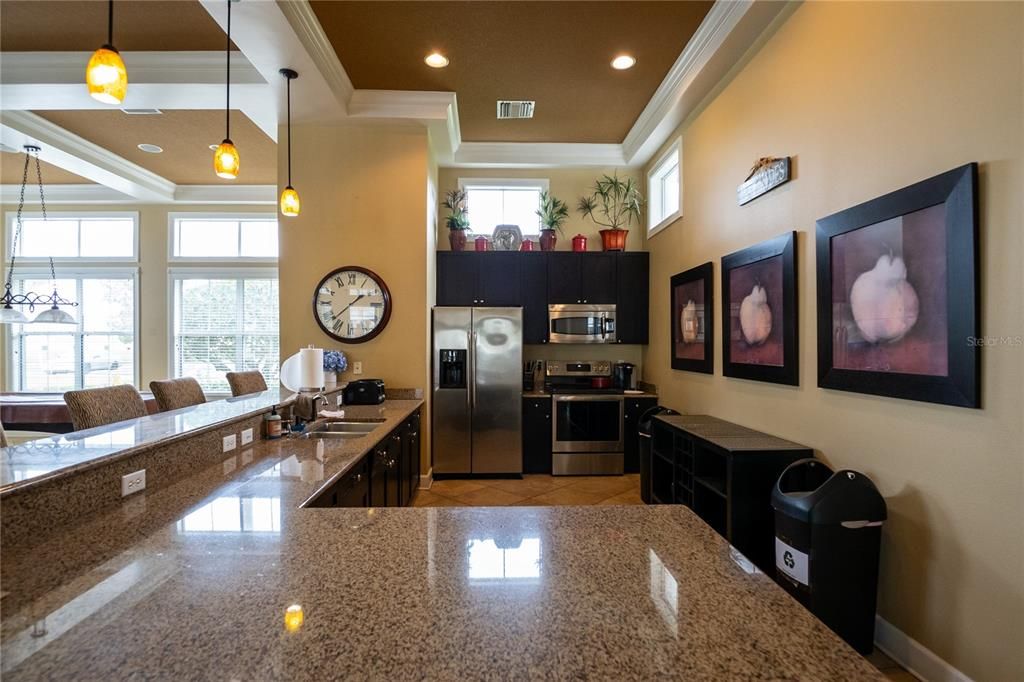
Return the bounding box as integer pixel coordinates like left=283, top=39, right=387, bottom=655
left=722, top=232, right=798, bottom=385
left=816, top=163, right=979, bottom=408
left=671, top=262, right=713, bottom=373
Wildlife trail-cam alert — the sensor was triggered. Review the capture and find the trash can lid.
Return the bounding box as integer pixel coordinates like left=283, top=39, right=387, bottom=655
left=639, top=406, right=679, bottom=433
left=772, top=460, right=887, bottom=525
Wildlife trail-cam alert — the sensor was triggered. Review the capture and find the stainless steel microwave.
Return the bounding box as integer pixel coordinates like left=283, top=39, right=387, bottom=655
left=548, top=304, right=616, bottom=344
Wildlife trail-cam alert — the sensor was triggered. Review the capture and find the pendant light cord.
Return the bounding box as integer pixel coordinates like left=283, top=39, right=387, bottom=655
left=5, top=151, right=51, bottom=293
left=107, top=0, right=114, bottom=46
left=225, top=0, right=231, bottom=140
left=286, top=74, right=292, bottom=186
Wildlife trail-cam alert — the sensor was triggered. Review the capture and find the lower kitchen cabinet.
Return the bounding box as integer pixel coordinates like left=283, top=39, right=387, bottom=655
left=310, top=408, right=421, bottom=508
left=623, top=397, right=657, bottom=474
left=522, top=397, right=552, bottom=474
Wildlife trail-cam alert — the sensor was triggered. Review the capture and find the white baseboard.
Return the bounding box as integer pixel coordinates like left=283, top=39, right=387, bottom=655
left=418, top=468, right=433, bottom=490
left=875, top=616, right=973, bottom=682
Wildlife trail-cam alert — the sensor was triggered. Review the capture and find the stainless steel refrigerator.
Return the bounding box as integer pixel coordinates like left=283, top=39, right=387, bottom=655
left=432, top=307, right=523, bottom=475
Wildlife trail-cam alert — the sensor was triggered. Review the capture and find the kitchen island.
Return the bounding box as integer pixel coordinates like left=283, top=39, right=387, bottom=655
left=0, top=398, right=880, bottom=680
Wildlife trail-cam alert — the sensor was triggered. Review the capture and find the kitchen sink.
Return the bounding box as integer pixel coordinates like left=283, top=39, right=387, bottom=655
left=301, top=419, right=386, bottom=440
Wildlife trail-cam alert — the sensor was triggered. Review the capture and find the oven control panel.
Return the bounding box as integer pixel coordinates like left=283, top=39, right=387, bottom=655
left=546, top=360, right=612, bottom=377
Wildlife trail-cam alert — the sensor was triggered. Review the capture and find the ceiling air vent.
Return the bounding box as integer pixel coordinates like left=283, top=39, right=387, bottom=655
left=496, top=100, right=535, bottom=120
left=121, top=108, right=162, bottom=115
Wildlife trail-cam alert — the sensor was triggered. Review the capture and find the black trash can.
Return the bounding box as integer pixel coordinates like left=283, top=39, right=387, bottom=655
left=638, top=406, right=679, bottom=504
left=771, top=459, right=887, bottom=654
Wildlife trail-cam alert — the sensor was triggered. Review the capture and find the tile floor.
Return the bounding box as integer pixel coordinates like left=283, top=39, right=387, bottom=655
left=415, top=473, right=917, bottom=681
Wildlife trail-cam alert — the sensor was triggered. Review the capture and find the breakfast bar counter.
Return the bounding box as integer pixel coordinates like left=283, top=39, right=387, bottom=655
left=0, top=398, right=880, bottom=680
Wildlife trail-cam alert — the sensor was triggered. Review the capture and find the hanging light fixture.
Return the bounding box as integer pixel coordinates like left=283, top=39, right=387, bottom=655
left=279, top=68, right=301, bottom=217
left=213, top=0, right=240, bottom=179
left=0, top=147, right=78, bottom=326
left=85, top=0, right=128, bottom=104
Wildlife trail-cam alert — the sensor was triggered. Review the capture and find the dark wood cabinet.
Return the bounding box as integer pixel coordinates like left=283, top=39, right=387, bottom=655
left=371, top=447, right=388, bottom=507
left=400, top=411, right=421, bottom=505
left=649, top=415, right=812, bottom=572
left=437, top=252, right=647, bottom=344
left=623, top=397, right=657, bottom=473
left=522, top=397, right=552, bottom=474
left=436, top=252, right=520, bottom=306
left=519, top=254, right=549, bottom=344
left=309, top=456, right=369, bottom=508
left=615, top=252, right=650, bottom=344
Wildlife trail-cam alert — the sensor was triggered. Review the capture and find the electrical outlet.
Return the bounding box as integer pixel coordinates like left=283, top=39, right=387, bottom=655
left=121, top=469, right=146, bottom=497
left=223, top=434, right=237, bottom=452
left=414, top=388, right=423, bottom=399
left=240, top=428, right=254, bottom=445
left=353, top=361, right=363, bottom=375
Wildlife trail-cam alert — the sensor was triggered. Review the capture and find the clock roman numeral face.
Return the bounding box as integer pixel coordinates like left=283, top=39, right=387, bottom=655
left=314, top=267, right=391, bottom=343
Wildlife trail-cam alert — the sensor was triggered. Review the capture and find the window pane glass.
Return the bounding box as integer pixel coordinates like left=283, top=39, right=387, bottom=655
left=662, top=164, right=680, bottom=217
left=17, top=219, right=78, bottom=257
left=239, top=221, right=279, bottom=258
left=466, top=189, right=504, bottom=235
left=503, top=189, right=542, bottom=235
left=17, top=334, right=76, bottom=392
left=465, top=186, right=543, bottom=236
left=80, top=219, right=134, bottom=257
left=82, top=279, right=134, bottom=332
left=177, top=279, right=238, bottom=333
left=177, top=220, right=239, bottom=258
left=176, top=335, right=237, bottom=394
left=15, top=278, right=79, bottom=331
left=82, top=334, right=134, bottom=388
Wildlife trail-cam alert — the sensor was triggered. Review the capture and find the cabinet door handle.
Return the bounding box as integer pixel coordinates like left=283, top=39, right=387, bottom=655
left=353, top=474, right=363, bottom=484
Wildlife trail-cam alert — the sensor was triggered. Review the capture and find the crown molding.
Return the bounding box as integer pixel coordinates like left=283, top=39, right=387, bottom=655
left=0, top=51, right=262, bottom=85
left=0, top=184, right=276, bottom=205
left=452, top=142, right=628, bottom=169
left=174, top=185, right=276, bottom=204
left=274, top=0, right=354, bottom=116
left=0, top=111, right=176, bottom=202
left=0, top=184, right=130, bottom=205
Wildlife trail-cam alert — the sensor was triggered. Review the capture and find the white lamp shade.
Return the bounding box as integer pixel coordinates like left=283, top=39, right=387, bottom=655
left=33, top=307, right=76, bottom=324
left=0, top=307, right=30, bottom=324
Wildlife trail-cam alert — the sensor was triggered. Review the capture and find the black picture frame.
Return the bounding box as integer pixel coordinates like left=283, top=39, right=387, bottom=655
left=815, top=163, right=979, bottom=408
left=670, top=262, right=714, bottom=373
left=721, top=232, right=798, bottom=385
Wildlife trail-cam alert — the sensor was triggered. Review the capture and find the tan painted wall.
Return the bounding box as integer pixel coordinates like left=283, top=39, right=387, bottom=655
left=437, top=167, right=645, bottom=251
left=0, top=202, right=274, bottom=390
left=642, top=2, right=1023, bottom=679
left=277, top=123, right=432, bottom=468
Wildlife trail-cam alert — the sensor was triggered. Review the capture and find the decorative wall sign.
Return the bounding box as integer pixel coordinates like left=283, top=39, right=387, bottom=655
left=737, top=156, right=791, bottom=205
left=816, top=163, right=979, bottom=408
left=722, top=232, right=798, bottom=385
left=671, top=262, right=713, bottom=373
left=313, top=266, right=392, bottom=344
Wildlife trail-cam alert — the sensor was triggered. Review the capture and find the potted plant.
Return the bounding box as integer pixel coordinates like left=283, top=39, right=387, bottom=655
left=577, top=173, right=643, bottom=251
left=323, top=349, right=348, bottom=386
left=535, top=190, right=569, bottom=251
left=442, top=189, right=470, bottom=251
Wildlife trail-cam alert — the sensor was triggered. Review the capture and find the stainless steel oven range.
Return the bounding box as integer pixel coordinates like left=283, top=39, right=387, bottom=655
left=546, top=360, right=624, bottom=475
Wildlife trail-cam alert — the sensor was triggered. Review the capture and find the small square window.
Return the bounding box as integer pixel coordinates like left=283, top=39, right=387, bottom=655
left=458, top=179, right=549, bottom=236
left=647, top=138, right=682, bottom=236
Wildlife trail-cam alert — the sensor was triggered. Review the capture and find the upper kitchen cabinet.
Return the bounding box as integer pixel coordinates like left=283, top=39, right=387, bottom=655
left=546, top=253, right=617, bottom=304
left=519, top=254, right=549, bottom=344
left=615, top=252, right=650, bottom=344
left=436, top=252, right=521, bottom=306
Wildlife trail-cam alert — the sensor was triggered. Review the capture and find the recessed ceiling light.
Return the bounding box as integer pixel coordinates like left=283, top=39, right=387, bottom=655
left=424, top=52, right=449, bottom=68
left=209, top=144, right=220, bottom=151
left=137, top=143, right=163, bottom=153
left=611, top=55, right=637, bottom=70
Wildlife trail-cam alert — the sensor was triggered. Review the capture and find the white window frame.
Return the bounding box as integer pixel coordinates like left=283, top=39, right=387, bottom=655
left=3, top=267, right=141, bottom=391
left=457, top=178, right=550, bottom=236
left=167, top=267, right=279, bottom=397
left=5, top=211, right=140, bottom=263
left=168, top=212, right=278, bottom=263
left=647, top=137, right=683, bottom=237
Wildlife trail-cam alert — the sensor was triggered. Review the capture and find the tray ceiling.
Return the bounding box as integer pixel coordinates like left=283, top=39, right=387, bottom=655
left=0, top=153, right=91, bottom=185
left=0, top=0, right=233, bottom=52
left=309, top=0, right=713, bottom=144
left=33, top=110, right=276, bottom=185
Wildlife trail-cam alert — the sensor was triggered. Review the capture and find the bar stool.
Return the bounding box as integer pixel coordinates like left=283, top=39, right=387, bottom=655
left=225, top=370, right=268, bottom=397
left=64, top=385, right=148, bottom=431
left=149, top=377, right=207, bottom=412
left=0, top=421, right=7, bottom=448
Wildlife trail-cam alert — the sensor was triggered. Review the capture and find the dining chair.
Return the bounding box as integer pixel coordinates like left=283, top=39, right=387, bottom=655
left=0, top=421, right=7, bottom=448
left=63, top=385, right=148, bottom=431
left=149, top=377, right=207, bottom=412
left=225, top=370, right=268, bottom=397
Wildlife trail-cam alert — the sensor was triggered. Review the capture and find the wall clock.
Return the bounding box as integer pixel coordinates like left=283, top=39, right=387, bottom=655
left=312, top=266, right=392, bottom=343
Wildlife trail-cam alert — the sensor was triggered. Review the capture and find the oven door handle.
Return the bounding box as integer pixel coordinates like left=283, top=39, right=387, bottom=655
left=599, top=314, right=606, bottom=339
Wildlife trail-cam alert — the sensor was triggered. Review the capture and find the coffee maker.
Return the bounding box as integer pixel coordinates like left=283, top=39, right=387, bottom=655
left=613, top=362, right=635, bottom=390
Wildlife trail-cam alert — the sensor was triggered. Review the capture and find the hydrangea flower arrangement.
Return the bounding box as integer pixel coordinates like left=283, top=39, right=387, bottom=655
left=323, top=350, right=348, bottom=373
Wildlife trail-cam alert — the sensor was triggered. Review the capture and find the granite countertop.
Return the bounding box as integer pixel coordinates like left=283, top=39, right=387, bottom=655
left=0, top=388, right=319, bottom=494
left=522, top=390, right=659, bottom=399
left=0, top=394, right=879, bottom=680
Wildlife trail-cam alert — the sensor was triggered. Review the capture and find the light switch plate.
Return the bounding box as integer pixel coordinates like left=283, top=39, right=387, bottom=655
left=121, top=469, right=146, bottom=497
left=353, top=361, right=363, bottom=375
left=223, top=434, right=237, bottom=452
left=240, top=428, right=254, bottom=445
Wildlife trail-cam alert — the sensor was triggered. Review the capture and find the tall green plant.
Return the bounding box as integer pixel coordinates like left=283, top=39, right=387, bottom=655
left=577, top=173, right=643, bottom=231
left=442, top=189, right=470, bottom=230
left=535, top=191, right=570, bottom=236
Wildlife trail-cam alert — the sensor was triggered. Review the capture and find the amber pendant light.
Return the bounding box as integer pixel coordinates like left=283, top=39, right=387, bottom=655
left=279, top=68, right=301, bottom=217
left=86, top=0, right=128, bottom=104
left=213, top=0, right=240, bottom=179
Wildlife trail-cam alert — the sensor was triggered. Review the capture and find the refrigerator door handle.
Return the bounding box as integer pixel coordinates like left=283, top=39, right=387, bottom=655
left=466, top=330, right=472, bottom=409
left=470, top=330, right=477, bottom=410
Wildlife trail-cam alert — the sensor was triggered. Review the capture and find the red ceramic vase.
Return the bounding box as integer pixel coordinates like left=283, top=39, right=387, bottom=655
left=539, top=230, right=557, bottom=251
left=572, top=234, right=588, bottom=252
left=474, top=236, right=489, bottom=251
left=449, top=229, right=467, bottom=251
left=520, top=240, right=535, bottom=252
left=599, top=229, right=628, bottom=252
